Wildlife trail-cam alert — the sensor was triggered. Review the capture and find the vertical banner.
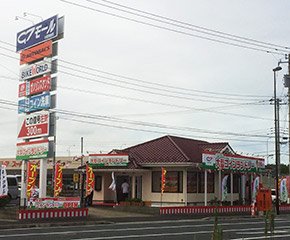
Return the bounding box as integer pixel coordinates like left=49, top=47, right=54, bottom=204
left=286, top=176, right=290, bottom=198
left=27, top=162, right=37, bottom=198
left=0, top=165, right=8, bottom=197
left=280, top=177, right=288, bottom=202
left=252, top=176, right=259, bottom=202
left=108, top=172, right=116, bottom=192
left=161, top=168, right=167, bottom=195
left=221, top=175, right=228, bottom=201
left=86, top=165, right=95, bottom=197
left=54, top=164, right=63, bottom=197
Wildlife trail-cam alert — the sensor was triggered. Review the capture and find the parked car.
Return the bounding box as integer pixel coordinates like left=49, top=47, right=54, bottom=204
left=7, top=175, right=19, bottom=200
left=271, top=189, right=276, bottom=202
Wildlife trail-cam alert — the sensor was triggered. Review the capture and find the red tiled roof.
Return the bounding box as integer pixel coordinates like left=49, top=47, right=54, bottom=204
left=123, top=135, right=231, bottom=165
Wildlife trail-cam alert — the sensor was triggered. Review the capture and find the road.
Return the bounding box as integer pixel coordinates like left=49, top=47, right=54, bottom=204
left=1, top=216, right=290, bottom=239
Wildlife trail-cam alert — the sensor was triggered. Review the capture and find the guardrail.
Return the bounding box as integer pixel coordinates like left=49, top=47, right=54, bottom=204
left=18, top=208, right=88, bottom=220
left=160, top=205, right=290, bottom=215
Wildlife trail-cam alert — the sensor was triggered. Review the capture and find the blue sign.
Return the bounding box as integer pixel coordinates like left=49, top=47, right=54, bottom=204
left=16, top=15, right=58, bottom=52
left=18, top=92, right=51, bottom=114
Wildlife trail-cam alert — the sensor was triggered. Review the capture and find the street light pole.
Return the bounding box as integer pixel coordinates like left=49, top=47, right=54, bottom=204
left=273, top=66, right=282, bottom=215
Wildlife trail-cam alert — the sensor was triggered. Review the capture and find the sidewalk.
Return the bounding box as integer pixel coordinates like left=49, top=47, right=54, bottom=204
left=0, top=205, right=272, bottom=229
left=0, top=206, right=157, bottom=229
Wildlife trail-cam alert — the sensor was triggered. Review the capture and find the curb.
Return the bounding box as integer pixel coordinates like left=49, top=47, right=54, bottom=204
left=0, top=219, right=114, bottom=230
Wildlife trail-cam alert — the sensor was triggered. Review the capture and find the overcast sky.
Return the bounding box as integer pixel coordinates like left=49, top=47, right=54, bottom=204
left=1, top=0, right=290, bottom=164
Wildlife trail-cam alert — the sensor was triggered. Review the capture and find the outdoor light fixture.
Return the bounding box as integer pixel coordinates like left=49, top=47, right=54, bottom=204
left=273, top=66, right=282, bottom=215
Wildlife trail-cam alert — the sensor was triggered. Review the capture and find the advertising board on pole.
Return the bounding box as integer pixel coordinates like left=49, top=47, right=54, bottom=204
left=19, top=59, right=51, bottom=81
left=20, top=40, right=52, bottom=65
left=19, top=75, right=52, bottom=97
left=18, top=92, right=51, bottom=114
left=16, top=15, right=58, bottom=52
left=17, top=111, right=50, bottom=139
left=16, top=139, right=50, bottom=160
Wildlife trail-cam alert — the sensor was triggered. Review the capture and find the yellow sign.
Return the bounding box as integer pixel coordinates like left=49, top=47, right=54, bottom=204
left=73, top=174, right=79, bottom=182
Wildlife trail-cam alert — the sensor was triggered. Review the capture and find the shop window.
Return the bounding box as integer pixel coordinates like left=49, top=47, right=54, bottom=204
left=152, top=171, right=183, bottom=193
left=207, top=172, right=215, bottom=193
left=226, top=174, right=240, bottom=193
left=95, top=175, right=102, bottom=191
left=187, top=172, right=197, bottom=193
left=196, top=172, right=214, bottom=193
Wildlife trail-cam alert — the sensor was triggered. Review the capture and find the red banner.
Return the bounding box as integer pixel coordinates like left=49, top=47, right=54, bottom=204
left=161, top=168, right=167, bottom=195
left=54, top=164, right=63, bottom=197
left=27, top=162, right=37, bottom=198
left=86, top=165, right=95, bottom=196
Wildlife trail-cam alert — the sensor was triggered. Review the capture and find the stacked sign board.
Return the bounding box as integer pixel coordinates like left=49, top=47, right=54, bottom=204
left=16, top=15, right=64, bottom=195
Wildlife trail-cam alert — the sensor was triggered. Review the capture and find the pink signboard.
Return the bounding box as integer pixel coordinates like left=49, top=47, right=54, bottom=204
left=27, top=197, right=80, bottom=209
left=17, top=111, right=49, bottom=140
left=18, top=75, right=51, bottom=98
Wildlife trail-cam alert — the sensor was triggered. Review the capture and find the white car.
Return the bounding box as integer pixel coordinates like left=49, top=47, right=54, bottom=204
left=271, top=189, right=276, bottom=202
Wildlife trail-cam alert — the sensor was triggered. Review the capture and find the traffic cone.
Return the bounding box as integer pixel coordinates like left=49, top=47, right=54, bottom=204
left=251, top=201, right=255, bottom=216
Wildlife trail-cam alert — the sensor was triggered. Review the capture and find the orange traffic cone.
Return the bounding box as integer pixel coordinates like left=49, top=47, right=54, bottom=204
left=251, top=201, right=255, bottom=216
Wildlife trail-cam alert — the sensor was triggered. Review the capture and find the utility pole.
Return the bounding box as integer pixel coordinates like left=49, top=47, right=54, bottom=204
left=80, top=137, right=84, bottom=207
left=288, top=54, right=290, bottom=181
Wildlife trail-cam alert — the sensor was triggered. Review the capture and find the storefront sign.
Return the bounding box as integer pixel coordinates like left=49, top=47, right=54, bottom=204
left=18, top=92, right=50, bottom=114
left=19, top=75, right=51, bottom=97
left=202, top=151, right=265, bottom=173
left=20, top=40, right=52, bottom=65
left=20, top=59, right=51, bottom=81
left=88, top=154, right=129, bottom=167
left=27, top=162, right=37, bottom=198
left=54, top=164, right=63, bottom=197
left=17, top=15, right=58, bottom=52
left=16, top=139, right=50, bottom=160
left=27, top=197, right=80, bottom=209
left=17, top=111, right=49, bottom=139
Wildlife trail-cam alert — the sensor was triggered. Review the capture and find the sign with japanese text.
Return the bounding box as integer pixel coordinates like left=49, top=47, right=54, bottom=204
left=88, top=154, right=129, bottom=167
left=27, top=162, right=37, bottom=198
left=54, top=164, right=63, bottom=197
left=73, top=173, right=79, bottom=182
left=86, top=165, right=95, bottom=196
left=19, top=59, right=51, bottom=81
left=257, top=189, right=271, bottom=211
left=16, top=139, right=50, bottom=160
left=19, top=75, right=51, bottom=97
left=20, top=40, right=52, bottom=65
left=16, top=15, right=58, bottom=52
left=0, top=165, right=8, bottom=198
left=161, top=168, right=167, bottom=196
left=18, top=92, right=51, bottom=114
left=202, top=151, right=265, bottom=173
left=27, top=197, right=80, bottom=209
left=17, top=111, right=49, bottom=139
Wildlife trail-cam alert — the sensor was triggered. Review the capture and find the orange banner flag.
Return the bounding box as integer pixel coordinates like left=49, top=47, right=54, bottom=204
left=161, top=168, right=167, bottom=195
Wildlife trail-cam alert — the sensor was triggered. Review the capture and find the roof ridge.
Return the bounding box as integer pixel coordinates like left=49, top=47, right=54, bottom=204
left=167, top=136, right=190, bottom=161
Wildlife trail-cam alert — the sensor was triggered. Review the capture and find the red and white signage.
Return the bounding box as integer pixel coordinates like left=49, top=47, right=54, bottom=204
left=19, top=75, right=51, bottom=97
left=17, top=111, right=49, bottom=139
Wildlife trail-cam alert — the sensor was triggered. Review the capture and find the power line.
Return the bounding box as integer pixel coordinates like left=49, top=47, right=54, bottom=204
left=85, top=0, right=289, bottom=54
left=0, top=98, right=275, bottom=140
left=60, top=0, right=286, bottom=56
left=0, top=41, right=271, bottom=101
left=95, top=0, right=290, bottom=52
